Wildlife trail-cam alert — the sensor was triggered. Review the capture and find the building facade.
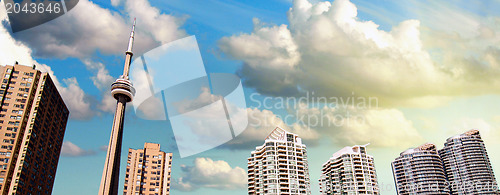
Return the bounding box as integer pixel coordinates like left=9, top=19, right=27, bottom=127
left=319, top=144, right=379, bottom=195
left=0, top=64, right=69, bottom=195
left=439, top=130, right=499, bottom=194
left=392, top=143, right=449, bottom=195
left=248, top=127, right=311, bottom=195
left=123, top=143, right=173, bottom=195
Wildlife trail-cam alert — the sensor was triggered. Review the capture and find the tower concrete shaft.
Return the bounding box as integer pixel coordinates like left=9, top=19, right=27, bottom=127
left=99, top=18, right=136, bottom=195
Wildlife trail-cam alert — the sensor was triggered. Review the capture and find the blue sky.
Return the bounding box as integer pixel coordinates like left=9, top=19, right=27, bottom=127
left=1, top=0, right=500, bottom=194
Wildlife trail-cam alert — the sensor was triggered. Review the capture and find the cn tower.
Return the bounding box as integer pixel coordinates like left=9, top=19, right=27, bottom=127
left=99, top=19, right=136, bottom=195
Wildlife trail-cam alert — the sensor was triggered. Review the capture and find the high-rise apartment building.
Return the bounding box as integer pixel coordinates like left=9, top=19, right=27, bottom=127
left=123, top=143, right=173, bottom=195
left=248, top=127, right=311, bottom=195
left=392, top=143, right=449, bottom=195
left=319, top=144, right=379, bottom=195
left=439, top=130, right=499, bottom=194
left=0, top=64, right=69, bottom=195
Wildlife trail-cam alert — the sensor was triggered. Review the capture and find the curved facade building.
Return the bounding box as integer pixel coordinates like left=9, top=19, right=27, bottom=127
left=439, top=130, right=499, bottom=194
left=319, top=144, right=379, bottom=195
left=392, top=143, right=449, bottom=195
left=248, top=127, right=311, bottom=195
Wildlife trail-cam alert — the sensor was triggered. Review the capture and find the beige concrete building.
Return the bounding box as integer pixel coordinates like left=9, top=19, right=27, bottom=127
left=319, top=144, right=379, bottom=195
left=123, top=143, right=173, bottom=195
left=248, top=127, right=311, bottom=195
left=0, top=64, right=69, bottom=195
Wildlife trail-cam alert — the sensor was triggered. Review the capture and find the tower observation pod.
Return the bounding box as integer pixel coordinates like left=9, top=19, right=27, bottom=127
left=99, top=18, right=136, bottom=195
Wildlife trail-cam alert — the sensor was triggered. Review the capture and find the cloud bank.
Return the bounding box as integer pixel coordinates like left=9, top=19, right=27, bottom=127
left=1, top=0, right=187, bottom=118
left=225, top=106, right=422, bottom=150
left=173, top=158, right=247, bottom=191
left=219, top=0, right=500, bottom=107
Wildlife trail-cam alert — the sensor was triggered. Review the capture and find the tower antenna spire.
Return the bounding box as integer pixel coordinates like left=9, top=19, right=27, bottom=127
left=126, top=18, right=136, bottom=54
left=99, top=18, right=136, bottom=195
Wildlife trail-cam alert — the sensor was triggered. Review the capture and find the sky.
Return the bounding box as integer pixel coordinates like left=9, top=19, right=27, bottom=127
left=1, top=0, right=500, bottom=194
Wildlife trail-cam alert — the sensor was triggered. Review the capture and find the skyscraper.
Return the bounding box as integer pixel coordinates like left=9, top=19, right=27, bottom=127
left=123, top=143, right=173, bottom=195
left=439, top=130, right=499, bottom=194
left=0, top=64, right=69, bottom=195
left=248, top=127, right=311, bottom=195
left=99, top=19, right=136, bottom=195
left=319, top=144, right=379, bottom=195
left=392, top=143, right=449, bottom=195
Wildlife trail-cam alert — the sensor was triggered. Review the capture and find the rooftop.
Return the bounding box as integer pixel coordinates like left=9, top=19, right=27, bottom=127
left=447, top=129, right=481, bottom=141
left=400, top=143, right=436, bottom=155
left=330, top=144, right=370, bottom=160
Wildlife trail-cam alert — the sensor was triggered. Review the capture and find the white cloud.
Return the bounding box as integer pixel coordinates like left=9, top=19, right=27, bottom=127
left=220, top=18, right=300, bottom=70
left=447, top=118, right=500, bottom=166
left=61, top=141, right=96, bottom=157
left=37, top=64, right=94, bottom=119
left=110, top=0, right=122, bottom=6
left=219, top=0, right=500, bottom=107
left=450, top=118, right=496, bottom=139
left=173, top=87, right=222, bottom=114
left=59, top=77, right=94, bottom=119
left=165, top=87, right=249, bottom=156
left=225, top=108, right=319, bottom=149
left=1, top=7, right=94, bottom=119
left=9, top=0, right=186, bottom=58
left=225, top=105, right=421, bottom=149
left=0, top=4, right=36, bottom=66
left=125, top=0, right=187, bottom=44
left=100, top=95, right=118, bottom=113
left=295, top=105, right=423, bottom=148
left=172, top=158, right=247, bottom=191
left=2, top=0, right=189, bottom=116
left=82, top=60, right=118, bottom=113
left=0, top=25, right=34, bottom=65
left=83, top=60, right=114, bottom=91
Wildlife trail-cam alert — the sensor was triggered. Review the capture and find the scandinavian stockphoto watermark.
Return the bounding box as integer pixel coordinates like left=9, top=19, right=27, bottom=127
left=249, top=91, right=379, bottom=129
left=327, top=181, right=500, bottom=193
left=3, top=0, right=79, bottom=32
left=391, top=180, right=499, bottom=193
